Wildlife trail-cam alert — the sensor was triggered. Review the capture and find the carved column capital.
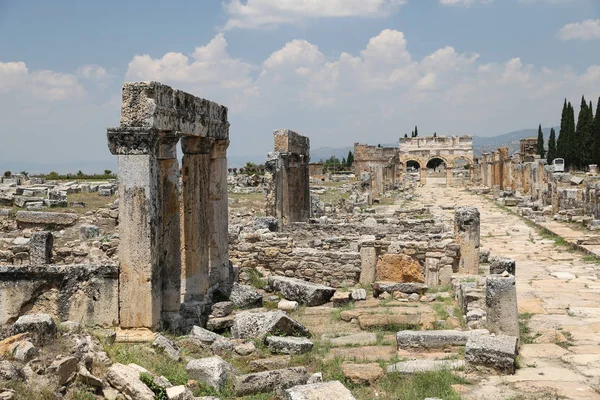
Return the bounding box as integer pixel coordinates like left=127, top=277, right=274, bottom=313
left=107, top=127, right=160, bottom=155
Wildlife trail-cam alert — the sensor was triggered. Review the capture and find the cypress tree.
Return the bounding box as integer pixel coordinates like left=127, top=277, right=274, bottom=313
left=557, top=99, right=567, bottom=160
left=537, top=124, right=545, bottom=158
left=414, top=126, right=418, bottom=137
left=566, top=102, right=576, bottom=169
left=574, top=96, right=590, bottom=169
left=547, top=127, right=557, bottom=164
left=404, top=134, right=408, bottom=138
left=594, top=98, right=600, bottom=166
left=346, top=151, right=354, bottom=167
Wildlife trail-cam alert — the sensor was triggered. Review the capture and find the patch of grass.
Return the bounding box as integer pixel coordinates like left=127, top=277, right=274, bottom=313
left=433, top=303, right=450, bottom=320
left=4, top=381, right=57, bottom=400
left=103, top=343, right=188, bottom=385
left=519, top=313, right=541, bottom=344
left=246, top=268, right=267, bottom=289
left=140, top=372, right=167, bottom=400
left=331, top=302, right=355, bottom=321
left=539, top=228, right=569, bottom=247
left=582, top=254, right=600, bottom=264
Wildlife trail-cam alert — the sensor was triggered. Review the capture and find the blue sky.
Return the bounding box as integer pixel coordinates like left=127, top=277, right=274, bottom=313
left=0, top=0, right=599, bottom=172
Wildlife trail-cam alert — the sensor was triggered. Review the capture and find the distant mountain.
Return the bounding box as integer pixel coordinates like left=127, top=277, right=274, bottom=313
left=472, top=127, right=557, bottom=157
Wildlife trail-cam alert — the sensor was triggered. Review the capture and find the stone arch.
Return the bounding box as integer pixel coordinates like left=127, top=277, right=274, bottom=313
left=451, top=156, right=473, bottom=186
left=425, top=156, right=449, bottom=187
left=452, top=155, right=473, bottom=168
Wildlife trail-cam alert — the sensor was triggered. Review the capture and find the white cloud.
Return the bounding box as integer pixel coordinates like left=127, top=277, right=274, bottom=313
left=558, top=19, right=600, bottom=40
left=0, top=61, right=85, bottom=100
left=223, top=0, right=405, bottom=30
left=77, top=64, right=109, bottom=80
left=440, top=0, right=493, bottom=6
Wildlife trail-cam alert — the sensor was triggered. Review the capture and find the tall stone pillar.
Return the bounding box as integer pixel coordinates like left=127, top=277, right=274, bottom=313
left=181, top=136, right=212, bottom=301
left=486, top=274, right=519, bottom=337
left=209, top=139, right=230, bottom=287
left=446, top=166, right=453, bottom=187
left=158, top=134, right=182, bottom=313
left=420, top=166, right=427, bottom=185
left=108, top=128, right=163, bottom=328
left=455, top=206, right=480, bottom=275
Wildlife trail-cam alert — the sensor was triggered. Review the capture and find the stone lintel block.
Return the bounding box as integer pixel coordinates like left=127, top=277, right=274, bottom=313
left=107, top=127, right=181, bottom=156
left=273, top=129, right=310, bottom=157
left=396, top=329, right=488, bottom=349
left=119, top=81, right=229, bottom=139
left=465, top=334, right=518, bottom=374
left=15, top=211, right=78, bottom=228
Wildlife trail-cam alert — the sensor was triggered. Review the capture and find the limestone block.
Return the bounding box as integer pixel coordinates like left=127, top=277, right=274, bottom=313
left=278, top=299, right=299, bottom=311
left=342, top=363, right=384, bottom=385
left=372, top=281, right=427, bottom=297
left=454, top=206, right=480, bottom=274
left=486, top=274, right=519, bottom=337
left=387, top=359, right=465, bottom=374
left=249, top=355, right=291, bottom=372
left=47, top=356, right=78, bottom=385
left=12, top=314, right=56, bottom=345
left=10, top=340, right=38, bottom=362
left=79, top=224, right=100, bottom=239
left=186, top=356, right=236, bottom=391
left=229, top=283, right=263, bottom=309
left=211, top=301, right=234, bottom=317
left=165, top=385, right=194, bottom=400
left=29, top=231, right=53, bottom=265
left=489, top=258, right=516, bottom=275
left=233, top=367, right=308, bottom=397
left=268, top=276, right=335, bottom=306
left=396, top=329, right=489, bottom=349
left=465, top=334, right=518, bottom=374
left=231, top=311, right=310, bottom=339
left=283, top=381, right=356, bottom=400
left=375, top=254, right=424, bottom=283
left=15, top=211, right=78, bottom=228
left=266, top=336, right=314, bottom=355
left=152, top=335, right=182, bottom=361
left=106, top=363, right=155, bottom=400
left=351, top=288, right=367, bottom=301
left=329, top=332, right=377, bottom=347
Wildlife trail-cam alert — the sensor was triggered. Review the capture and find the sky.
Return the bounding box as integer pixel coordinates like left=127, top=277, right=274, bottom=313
left=0, top=0, right=599, bottom=172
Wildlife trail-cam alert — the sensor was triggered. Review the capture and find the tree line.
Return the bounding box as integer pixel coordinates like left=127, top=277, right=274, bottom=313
left=540, top=96, right=600, bottom=170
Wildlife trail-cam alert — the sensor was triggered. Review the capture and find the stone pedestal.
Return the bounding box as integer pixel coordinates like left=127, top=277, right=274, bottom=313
left=455, top=206, right=480, bottom=275
left=486, top=274, right=519, bottom=337
left=359, top=241, right=378, bottom=286
left=29, top=231, right=53, bottom=265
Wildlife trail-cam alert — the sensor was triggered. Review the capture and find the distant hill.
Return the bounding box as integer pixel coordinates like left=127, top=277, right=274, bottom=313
left=473, top=127, right=557, bottom=157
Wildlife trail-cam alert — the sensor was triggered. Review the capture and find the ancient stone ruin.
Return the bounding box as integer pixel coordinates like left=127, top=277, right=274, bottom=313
left=265, top=129, right=311, bottom=227
left=107, top=81, right=231, bottom=329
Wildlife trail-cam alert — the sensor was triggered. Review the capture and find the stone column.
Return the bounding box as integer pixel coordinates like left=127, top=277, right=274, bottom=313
left=108, top=128, right=162, bottom=328
left=209, top=139, right=230, bottom=287
left=181, top=136, right=212, bottom=302
left=29, top=231, right=53, bottom=265
left=486, top=274, right=519, bottom=337
left=446, top=166, right=453, bottom=187
left=420, top=166, right=427, bottom=185
left=359, top=240, right=378, bottom=286
left=455, top=206, right=480, bottom=275
left=158, top=134, right=182, bottom=313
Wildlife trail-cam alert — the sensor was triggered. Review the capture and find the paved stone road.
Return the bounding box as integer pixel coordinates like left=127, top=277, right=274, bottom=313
left=417, top=185, right=600, bottom=399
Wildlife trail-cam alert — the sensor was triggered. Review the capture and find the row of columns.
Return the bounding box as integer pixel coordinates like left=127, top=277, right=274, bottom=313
left=110, top=129, right=229, bottom=328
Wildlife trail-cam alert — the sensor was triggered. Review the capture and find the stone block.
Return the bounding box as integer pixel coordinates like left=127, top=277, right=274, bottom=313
left=79, top=224, right=100, bottom=239
left=465, top=334, right=518, bottom=374
left=486, top=274, right=519, bottom=337
left=375, top=253, right=424, bottom=283
left=268, top=276, right=336, bottom=306
left=211, top=301, right=234, bottom=318
left=228, top=283, right=263, bottom=309
left=231, top=311, right=310, bottom=339
left=186, top=356, right=236, bottom=391
left=278, top=299, right=299, bottom=311
left=489, top=258, right=516, bottom=275
left=29, top=231, right=53, bottom=265
left=12, top=314, right=56, bottom=345
left=387, top=359, right=465, bottom=374
left=15, top=211, right=78, bottom=228
left=351, top=288, right=367, bottom=301
left=233, top=367, right=308, bottom=397
left=106, top=363, right=155, bottom=400
left=249, top=355, right=291, bottom=372
left=396, top=329, right=488, bottom=349
left=47, top=356, right=78, bottom=385
left=342, top=363, right=384, bottom=385
left=152, top=334, right=182, bottom=361
left=266, top=336, right=314, bottom=355
left=372, top=281, right=427, bottom=297
left=283, top=381, right=356, bottom=400
left=190, top=326, right=224, bottom=344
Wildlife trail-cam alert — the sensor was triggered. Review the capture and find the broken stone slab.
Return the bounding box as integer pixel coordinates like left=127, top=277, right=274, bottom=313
left=13, top=196, right=44, bottom=208
left=351, top=288, right=367, bottom=301
left=229, top=283, right=263, bottom=309
left=283, top=381, right=356, bottom=400
left=278, top=299, right=299, bottom=312
left=79, top=224, right=100, bottom=239
left=266, top=336, right=314, bottom=355
left=12, top=314, right=56, bottom=345
left=331, top=291, right=353, bottom=307
left=78, top=366, right=103, bottom=388
left=165, top=385, right=194, bottom=400
left=307, top=372, right=322, bottom=384
left=570, top=176, right=585, bottom=185
left=358, top=313, right=424, bottom=330
left=191, top=326, right=224, bottom=344
left=396, top=329, right=489, bottom=349
left=11, top=340, right=38, bottom=362
left=372, top=281, right=428, bottom=297
left=249, top=355, right=291, bottom=372
left=186, top=356, right=236, bottom=391
left=489, top=258, right=516, bottom=275
left=211, top=301, right=234, bottom=318
left=342, top=363, right=384, bottom=385
left=233, top=367, right=308, bottom=397
left=207, top=315, right=235, bottom=331
left=152, top=334, right=182, bottom=361
left=375, top=253, right=424, bottom=283
left=328, top=332, right=377, bottom=347
left=15, top=211, right=78, bottom=228
left=387, top=359, right=465, bottom=374
left=106, top=363, right=155, bottom=400
left=231, top=310, right=310, bottom=339
left=268, top=276, right=336, bottom=306
left=465, top=334, right=518, bottom=374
